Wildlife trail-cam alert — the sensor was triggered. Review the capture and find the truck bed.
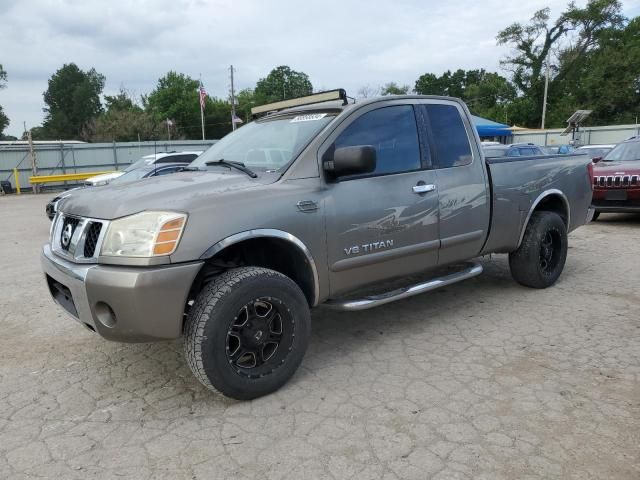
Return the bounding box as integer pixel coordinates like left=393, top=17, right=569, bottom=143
left=481, top=154, right=593, bottom=254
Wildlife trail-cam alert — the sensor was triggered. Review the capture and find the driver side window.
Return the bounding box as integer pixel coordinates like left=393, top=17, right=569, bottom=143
left=334, top=105, right=421, bottom=177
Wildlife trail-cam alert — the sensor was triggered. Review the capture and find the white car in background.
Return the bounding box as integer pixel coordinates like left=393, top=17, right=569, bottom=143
left=46, top=151, right=204, bottom=219
left=84, top=151, right=204, bottom=186
left=576, top=144, right=616, bottom=161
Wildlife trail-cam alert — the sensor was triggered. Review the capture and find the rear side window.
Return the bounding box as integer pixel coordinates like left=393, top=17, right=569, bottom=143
left=334, top=105, right=421, bottom=176
left=425, top=104, right=473, bottom=168
left=518, top=148, right=532, bottom=156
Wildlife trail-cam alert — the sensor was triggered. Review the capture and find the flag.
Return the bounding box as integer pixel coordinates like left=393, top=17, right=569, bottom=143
left=232, top=114, right=243, bottom=124
left=199, top=84, right=208, bottom=110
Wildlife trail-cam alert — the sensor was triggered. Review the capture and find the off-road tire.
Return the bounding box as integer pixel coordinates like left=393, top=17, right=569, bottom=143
left=184, top=267, right=311, bottom=400
left=509, top=211, right=568, bottom=289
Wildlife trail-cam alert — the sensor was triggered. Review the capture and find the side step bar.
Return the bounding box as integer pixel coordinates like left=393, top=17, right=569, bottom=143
left=323, top=262, right=483, bottom=311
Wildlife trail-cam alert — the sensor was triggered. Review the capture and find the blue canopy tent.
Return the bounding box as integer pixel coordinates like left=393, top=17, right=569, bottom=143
left=471, top=115, right=512, bottom=139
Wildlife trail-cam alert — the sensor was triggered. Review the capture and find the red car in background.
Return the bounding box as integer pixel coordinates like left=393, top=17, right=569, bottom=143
left=591, top=137, right=640, bottom=220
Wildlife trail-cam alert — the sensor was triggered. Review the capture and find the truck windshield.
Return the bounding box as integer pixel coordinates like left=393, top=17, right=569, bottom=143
left=603, top=141, right=640, bottom=161
left=191, top=113, right=335, bottom=172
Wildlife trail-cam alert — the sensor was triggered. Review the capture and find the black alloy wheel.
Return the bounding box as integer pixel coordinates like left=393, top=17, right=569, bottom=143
left=226, top=298, right=294, bottom=377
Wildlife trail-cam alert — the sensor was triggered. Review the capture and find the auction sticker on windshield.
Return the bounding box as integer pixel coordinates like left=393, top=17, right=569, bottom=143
left=290, top=113, right=327, bottom=123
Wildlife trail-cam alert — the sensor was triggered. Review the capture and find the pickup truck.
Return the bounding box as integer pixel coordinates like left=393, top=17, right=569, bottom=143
left=41, top=91, right=594, bottom=400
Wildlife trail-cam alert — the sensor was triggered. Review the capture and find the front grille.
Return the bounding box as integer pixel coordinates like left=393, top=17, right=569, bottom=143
left=52, top=214, right=108, bottom=262
left=594, top=175, right=639, bottom=188
left=83, top=222, right=103, bottom=257
left=60, top=217, right=80, bottom=251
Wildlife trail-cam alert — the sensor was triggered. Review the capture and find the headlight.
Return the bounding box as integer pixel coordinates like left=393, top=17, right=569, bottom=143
left=101, top=211, right=187, bottom=257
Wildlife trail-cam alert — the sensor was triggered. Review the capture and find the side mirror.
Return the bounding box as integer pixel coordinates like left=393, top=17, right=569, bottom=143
left=592, top=156, right=603, bottom=163
left=324, top=145, right=376, bottom=177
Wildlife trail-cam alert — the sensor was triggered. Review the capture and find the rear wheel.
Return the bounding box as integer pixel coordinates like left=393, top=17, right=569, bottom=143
left=184, top=267, right=311, bottom=400
left=509, top=211, right=568, bottom=289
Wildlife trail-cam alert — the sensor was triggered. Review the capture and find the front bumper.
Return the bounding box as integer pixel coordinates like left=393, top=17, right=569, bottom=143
left=41, top=244, right=203, bottom=342
left=591, top=204, right=640, bottom=214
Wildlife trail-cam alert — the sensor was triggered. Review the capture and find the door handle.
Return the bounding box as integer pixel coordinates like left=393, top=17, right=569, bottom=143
left=412, top=183, right=436, bottom=194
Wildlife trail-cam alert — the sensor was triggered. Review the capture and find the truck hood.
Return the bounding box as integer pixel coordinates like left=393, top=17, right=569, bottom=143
left=593, top=160, right=640, bottom=175
left=59, top=170, right=277, bottom=220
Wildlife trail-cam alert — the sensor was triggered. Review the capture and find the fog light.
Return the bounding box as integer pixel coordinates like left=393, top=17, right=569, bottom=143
left=95, top=302, right=117, bottom=328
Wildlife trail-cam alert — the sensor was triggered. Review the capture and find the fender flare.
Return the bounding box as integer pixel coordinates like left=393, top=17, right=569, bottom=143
left=200, top=229, right=320, bottom=306
left=517, top=189, right=570, bottom=248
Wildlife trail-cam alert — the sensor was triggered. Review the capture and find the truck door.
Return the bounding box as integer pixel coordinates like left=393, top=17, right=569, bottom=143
left=322, top=102, right=440, bottom=297
left=417, top=102, right=490, bottom=265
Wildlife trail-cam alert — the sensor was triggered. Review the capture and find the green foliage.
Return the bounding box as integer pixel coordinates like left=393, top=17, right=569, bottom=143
left=0, top=64, right=8, bottom=137
left=86, top=89, right=157, bottom=142
left=105, top=89, right=143, bottom=113
left=497, top=0, right=625, bottom=127
left=42, top=63, right=105, bottom=140
left=380, top=82, right=411, bottom=95
left=29, top=126, right=49, bottom=140
left=235, top=88, right=256, bottom=123
left=550, top=16, right=640, bottom=126
left=415, top=69, right=516, bottom=121
left=145, top=71, right=202, bottom=138
left=204, top=97, right=234, bottom=140
left=0, top=106, right=9, bottom=137
left=254, top=66, right=312, bottom=105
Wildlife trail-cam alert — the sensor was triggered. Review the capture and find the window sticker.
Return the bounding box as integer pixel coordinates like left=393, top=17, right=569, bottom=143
left=290, top=113, right=328, bottom=123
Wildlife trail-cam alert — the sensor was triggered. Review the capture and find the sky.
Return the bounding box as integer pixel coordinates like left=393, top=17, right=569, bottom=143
left=1, top=0, right=639, bottom=137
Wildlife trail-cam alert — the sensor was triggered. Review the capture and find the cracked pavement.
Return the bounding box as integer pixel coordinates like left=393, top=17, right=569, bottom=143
left=1, top=194, right=639, bottom=479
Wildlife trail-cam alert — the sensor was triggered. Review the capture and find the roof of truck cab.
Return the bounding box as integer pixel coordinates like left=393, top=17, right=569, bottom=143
left=260, top=95, right=511, bottom=137
left=259, top=94, right=470, bottom=118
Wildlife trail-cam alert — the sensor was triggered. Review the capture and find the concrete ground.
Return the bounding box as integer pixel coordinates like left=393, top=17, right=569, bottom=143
left=0, top=194, right=639, bottom=480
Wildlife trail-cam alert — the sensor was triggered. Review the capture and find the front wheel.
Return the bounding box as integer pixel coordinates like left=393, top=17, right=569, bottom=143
left=509, top=211, right=568, bottom=289
left=184, top=267, right=311, bottom=400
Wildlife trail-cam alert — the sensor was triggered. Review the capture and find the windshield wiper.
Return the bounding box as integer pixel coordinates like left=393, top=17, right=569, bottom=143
left=205, top=159, right=257, bottom=178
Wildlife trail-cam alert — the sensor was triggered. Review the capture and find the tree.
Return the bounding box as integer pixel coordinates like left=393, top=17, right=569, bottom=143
left=104, top=88, right=142, bottom=113
left=380, top=82, right=411, bottom=95
left=204, top=98, right=234, bottom=139
left=497, top=0, right=624, bottom=127
left=414, top=69, right=516, bottom=121
left=356, top=85, right=380, bottom=98
left=235, top=88, right=257, bottom=123
left=89, top=89, right=159, bottom=142
left=145, top=71, right=203, bottom=139
left=254, top=66, right=313, bottom=105
left=42, top=63, right=105, bottom=139
left=550, top=16, right=640, bottom=126
left=0, top=64, right=9, bottom=137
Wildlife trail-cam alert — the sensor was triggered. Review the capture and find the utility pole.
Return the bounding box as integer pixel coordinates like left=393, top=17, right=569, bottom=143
left=230, top=65, right=237, bottom=131
left=541, top=57, right=550, bottom=130
left=24, top=122, right=39, bottom=194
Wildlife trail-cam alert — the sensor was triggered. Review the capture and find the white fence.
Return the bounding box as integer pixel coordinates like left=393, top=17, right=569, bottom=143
left=512, top=123, right=640, bottom=146
left=0, top=140, right=217, bottom=191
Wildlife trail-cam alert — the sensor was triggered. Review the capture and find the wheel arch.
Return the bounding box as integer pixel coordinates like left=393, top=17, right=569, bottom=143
left=517, top=189, right=570, bottom=248
left=196, top=229, right=320, bottom=307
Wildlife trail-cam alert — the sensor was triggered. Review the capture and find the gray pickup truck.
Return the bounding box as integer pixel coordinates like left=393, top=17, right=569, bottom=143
left=42, top=90, right=594, bottom=399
